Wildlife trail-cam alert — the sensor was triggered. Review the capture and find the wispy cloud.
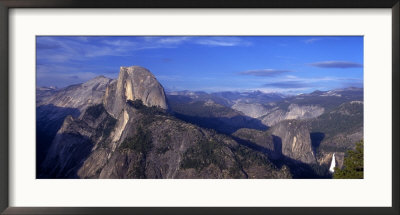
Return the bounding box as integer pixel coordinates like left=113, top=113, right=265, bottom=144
left=37, top=36, right=253, bottom=64
left=260, top=76, right=363, bottom=92
left=309, top=61, right=363, bottom=68
left=303, top=38, right=322, bottom=44
left=37, top=37, right=180, bottom=63
left=157, top=37, right=190, bottom=45
left=36, top=42, right=60, bottom=50
left=264, top=80, right=309, bottom=89
left=285, top=75, right=298, bottom=79
left=141, top=37, right=190, bottom=46
left=240, top=69, right=293, bottom=77
left=195, top=37, right=252, bottom=47
left=101, top=39, right=136, bottom=46
left=37, top=37, right=133, bottom=63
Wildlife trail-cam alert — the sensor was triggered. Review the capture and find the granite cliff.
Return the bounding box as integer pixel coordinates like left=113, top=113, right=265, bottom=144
left=269, top=120, right=316, bottom=164
left=103, top=66, right=168, bottom=117
left=36, top=76, right=112, bottom=172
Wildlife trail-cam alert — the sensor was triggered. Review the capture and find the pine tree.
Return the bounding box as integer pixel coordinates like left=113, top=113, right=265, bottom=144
left=333, top=140, right=363, bottom=179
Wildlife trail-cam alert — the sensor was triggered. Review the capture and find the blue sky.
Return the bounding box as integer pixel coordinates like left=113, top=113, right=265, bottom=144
left=36, top=36, right=363, bottom=94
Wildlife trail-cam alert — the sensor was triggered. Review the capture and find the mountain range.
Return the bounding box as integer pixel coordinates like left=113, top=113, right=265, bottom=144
left=36, top=66, right=363, bottom=179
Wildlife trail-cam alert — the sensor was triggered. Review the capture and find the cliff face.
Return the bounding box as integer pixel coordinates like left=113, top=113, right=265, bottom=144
left=270, top=120, right=316, bottom=164
left=38, top=76, right=112, bottom=112
left=103, top=66, right=168, bottom=117
left=36, top=76, right=112, bottom=172
left=260, top=104, right=324, bottom=127
left=231, top=102, right=269, bottom=118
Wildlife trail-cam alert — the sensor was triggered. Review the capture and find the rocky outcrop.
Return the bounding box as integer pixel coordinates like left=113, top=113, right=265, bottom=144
left=270, top=120, right=316, bottom=164
left=232, top=128, right=280, bottom=159
left=285, top=104, right=324, bottom=120
left=232, top=102, right=269, bottom=118
left=260, top=104, right=324, bottom=126
left=37, top=76, right=112, bottom=112
left=36, top=76, right=112, bottom=172
left=103, top=66, right=168, bottom=117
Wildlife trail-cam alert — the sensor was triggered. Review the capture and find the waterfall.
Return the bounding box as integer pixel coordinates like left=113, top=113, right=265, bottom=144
left=329, top=153, right=336, bottom=173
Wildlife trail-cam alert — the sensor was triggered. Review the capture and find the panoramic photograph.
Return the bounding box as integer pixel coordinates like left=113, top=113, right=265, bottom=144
left=36, top=36, right=363, bottom=179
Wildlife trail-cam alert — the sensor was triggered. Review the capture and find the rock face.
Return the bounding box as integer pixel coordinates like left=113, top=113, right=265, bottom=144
left=103, top=66, right=168, bottom=117
left=38, top=76, right=112, bottom=112
left=232, top=102, right=269, bottom=118
left=270, top=120, right=316, bottom=164
left=40, top=114, right=98, bottom=178
left=36, top=76, right=112, bottom=173
left=232, top=128, right=280, bottom=159
left=260, top=104, right=324, bottom=127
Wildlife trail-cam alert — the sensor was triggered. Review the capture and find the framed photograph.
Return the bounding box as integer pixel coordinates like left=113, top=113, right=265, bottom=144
left=1, top=0, right=399, bottom=214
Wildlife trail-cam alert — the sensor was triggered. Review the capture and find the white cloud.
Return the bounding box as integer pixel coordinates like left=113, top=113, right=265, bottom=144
left=196, top=40, right=238, bottom=46
left=303, top=38, right=322, bottom=44
left=101, top=40, right=137, bottom=46
left=285, top=75, right=298, bottom=79
left=157, top=37, right=190, bottom=44
left=240, top=69, right=293, bottom=77
left=309, top=61, right=363, bottom=68
left=195, top=37, right=252, bottom=47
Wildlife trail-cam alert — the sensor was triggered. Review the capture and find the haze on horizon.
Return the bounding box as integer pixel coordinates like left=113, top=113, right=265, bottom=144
left=36, top=36, right=363, bottom=94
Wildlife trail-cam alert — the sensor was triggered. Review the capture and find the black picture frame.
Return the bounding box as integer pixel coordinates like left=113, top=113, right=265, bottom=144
left=0, top=0, right=399, bottom=214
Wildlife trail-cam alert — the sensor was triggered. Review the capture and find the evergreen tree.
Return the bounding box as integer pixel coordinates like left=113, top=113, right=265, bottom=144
left=333, top=140, right=363, bottom=179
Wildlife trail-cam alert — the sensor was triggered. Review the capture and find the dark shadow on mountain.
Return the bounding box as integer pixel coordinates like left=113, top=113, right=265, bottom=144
left=172, top=112, right=268, bottom=134
left=310, top=132, right=325, bottom=155
left=231, top=135, right=331, bottom=179
left=37, top=132, right=93, bottom=179
left=230, top=136, right=271, bottom=154
left=272, top=135, right=282, bottom=157
left=36, top=104, right=80, bottom=177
